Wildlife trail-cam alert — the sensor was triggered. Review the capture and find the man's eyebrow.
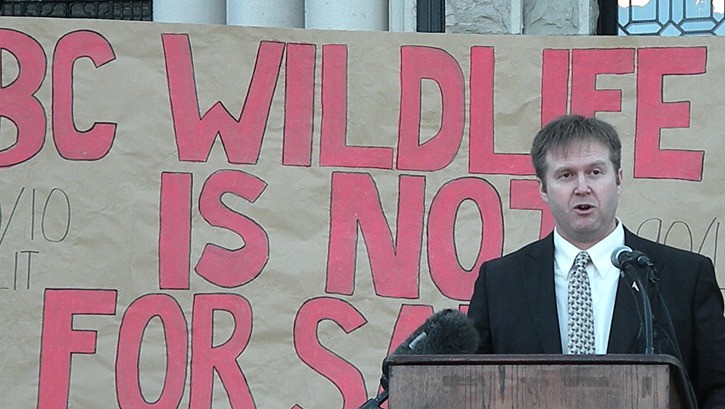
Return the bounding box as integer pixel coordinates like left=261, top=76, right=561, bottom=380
left=588, top=159, right=609, bottom=168
left=551, top=160, right=609, bottom=173
left=551, top=165, right=572, bottom=174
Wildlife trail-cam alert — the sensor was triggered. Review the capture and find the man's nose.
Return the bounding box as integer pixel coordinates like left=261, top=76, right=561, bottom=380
left=574, top=174, right=590, bottom=195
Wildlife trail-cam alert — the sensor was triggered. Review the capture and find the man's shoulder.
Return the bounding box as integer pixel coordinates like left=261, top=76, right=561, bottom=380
left=625, top=229, right=712, bottom=265
left=485, top=234, right=552, bottom=267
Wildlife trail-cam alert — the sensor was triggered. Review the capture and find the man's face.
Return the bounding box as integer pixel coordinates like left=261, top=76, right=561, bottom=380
left=539, top=138, right=622, bottom=249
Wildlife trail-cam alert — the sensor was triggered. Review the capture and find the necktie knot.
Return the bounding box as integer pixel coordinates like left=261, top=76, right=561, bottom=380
left=570, top=251, right=591, bottom=279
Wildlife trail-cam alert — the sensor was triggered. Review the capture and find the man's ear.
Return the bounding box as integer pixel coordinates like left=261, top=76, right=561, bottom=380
left=538, top=179, right=547, bottom=200
left=617, top=168, right=623, bottom=191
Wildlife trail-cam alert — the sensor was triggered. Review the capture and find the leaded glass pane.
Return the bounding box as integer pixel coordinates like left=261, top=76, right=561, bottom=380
left=619, top=0, right=725, bottom=35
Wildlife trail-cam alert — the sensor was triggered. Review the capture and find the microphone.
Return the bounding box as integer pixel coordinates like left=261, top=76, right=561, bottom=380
left=388, top=308, right=480, bottom=357
left=611, top=246, right=653, bottom=269
left=358, top=309, right=479, bottom=409
left=611, top=245, right=655, bottom=354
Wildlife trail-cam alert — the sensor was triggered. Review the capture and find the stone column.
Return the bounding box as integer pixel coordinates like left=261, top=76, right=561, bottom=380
left=227, top=0, right=305, bottom=28
left=153, top=0, right=226, bottom=24
left=305, top=0, right=389, bottom=31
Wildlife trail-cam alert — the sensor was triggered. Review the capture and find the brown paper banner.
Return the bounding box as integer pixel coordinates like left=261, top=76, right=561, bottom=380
left=1, top=16, right=723, bottom=408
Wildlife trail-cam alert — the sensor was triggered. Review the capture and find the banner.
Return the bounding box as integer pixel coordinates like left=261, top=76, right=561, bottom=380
left=1, top=17, right=723, bottom=408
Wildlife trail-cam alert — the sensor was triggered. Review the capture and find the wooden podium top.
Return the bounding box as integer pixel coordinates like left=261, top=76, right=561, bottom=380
left=386, top=353, right=685, bottom=367
left=385, top=354, right=694, bottom=409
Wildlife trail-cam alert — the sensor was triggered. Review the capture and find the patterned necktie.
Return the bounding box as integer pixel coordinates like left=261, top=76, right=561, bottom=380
left=567, top=251, right=595, bottom=354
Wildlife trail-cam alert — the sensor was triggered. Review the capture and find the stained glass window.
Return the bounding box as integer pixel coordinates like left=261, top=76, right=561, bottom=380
left=619, top=0, right=725, bottom=35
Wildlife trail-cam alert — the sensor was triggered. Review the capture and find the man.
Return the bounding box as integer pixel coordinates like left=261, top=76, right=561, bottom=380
left=467, top=114, right=725, bottom=408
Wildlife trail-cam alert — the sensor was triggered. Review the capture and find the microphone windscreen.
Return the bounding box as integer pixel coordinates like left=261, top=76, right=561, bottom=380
left=611, top=245, right=632, bottom=268
left=391, top=309, right=479, bottom=356
left=380, top=309, right=479, bottom=391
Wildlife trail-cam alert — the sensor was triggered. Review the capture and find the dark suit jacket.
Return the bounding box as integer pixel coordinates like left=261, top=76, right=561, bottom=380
left=467, top=227, right=725, bottom=408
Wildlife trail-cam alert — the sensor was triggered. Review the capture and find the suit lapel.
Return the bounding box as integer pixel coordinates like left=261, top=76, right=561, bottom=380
left=607, top=229, right=645, bottom=353
left=520, top=235, right=563, bottom=353
left=607, top=274, right=641, bottom=353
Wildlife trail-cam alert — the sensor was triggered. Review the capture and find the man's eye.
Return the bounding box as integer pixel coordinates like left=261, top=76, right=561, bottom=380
left=591, top=169, right=601, bottom=175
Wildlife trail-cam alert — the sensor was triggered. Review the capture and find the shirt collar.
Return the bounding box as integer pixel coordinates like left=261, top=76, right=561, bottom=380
left=553, top=219, right=625, bottom=279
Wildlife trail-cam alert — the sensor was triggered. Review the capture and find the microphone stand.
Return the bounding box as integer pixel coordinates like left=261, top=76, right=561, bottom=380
left=645, top=263, right=700, bottom=409
left=614, top=248, right=699, bottom=409
left=620, top=258, right=655, bottom=355
left=358, top=371, right=390, bottom=409
left=358, top=390, right=388, bottom=409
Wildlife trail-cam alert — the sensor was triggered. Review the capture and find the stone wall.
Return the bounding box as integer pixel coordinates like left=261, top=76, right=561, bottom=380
left=445, top=0, right=599, bottom=34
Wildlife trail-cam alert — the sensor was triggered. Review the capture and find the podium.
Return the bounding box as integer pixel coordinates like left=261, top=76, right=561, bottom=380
left=385, top=354, right=695, bottom=409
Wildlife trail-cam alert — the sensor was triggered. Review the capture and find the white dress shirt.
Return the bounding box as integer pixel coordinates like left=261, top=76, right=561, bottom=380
left=554, top=221, right=624, bottom=354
